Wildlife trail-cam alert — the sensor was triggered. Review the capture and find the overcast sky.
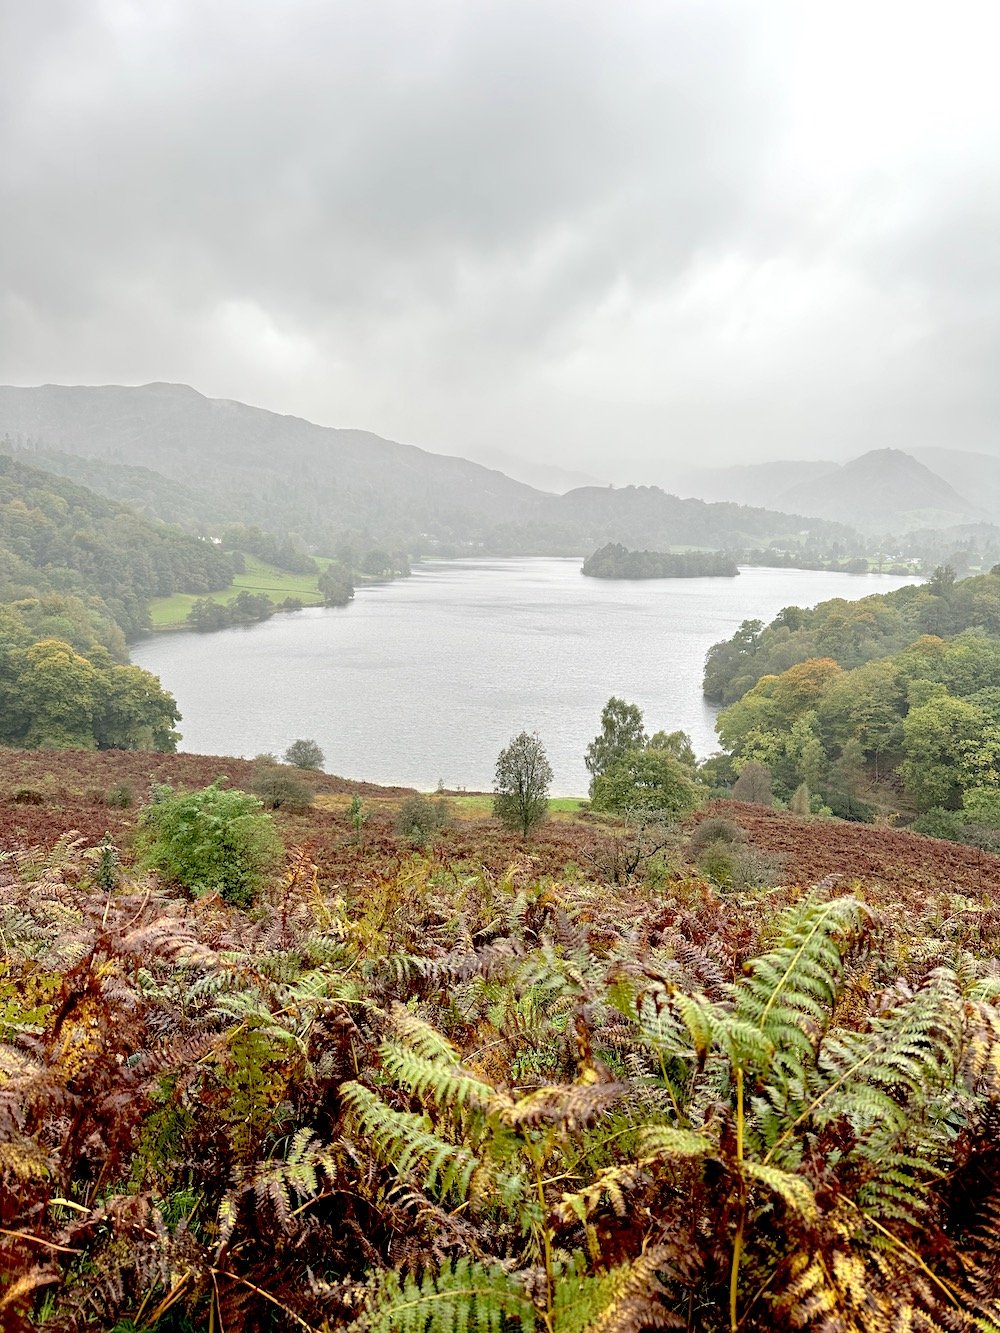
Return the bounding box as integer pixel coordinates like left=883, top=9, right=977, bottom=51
left=2, top=1, right=999, bottom=479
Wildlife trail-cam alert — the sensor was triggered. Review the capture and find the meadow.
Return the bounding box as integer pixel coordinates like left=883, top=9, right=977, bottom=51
left=148, top=556, right=329, bottom=628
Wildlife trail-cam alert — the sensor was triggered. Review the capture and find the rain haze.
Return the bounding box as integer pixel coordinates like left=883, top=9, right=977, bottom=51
left=2, top=1, right=999, bottom=479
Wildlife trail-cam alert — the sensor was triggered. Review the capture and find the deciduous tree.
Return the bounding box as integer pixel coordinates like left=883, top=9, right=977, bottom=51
left=493, top=731, right=552, bottom=837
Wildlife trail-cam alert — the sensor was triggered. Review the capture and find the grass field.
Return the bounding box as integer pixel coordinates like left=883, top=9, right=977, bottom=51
left=313, top=791, right=587, bottom=820
left=149, top=555, right=326, bottom=628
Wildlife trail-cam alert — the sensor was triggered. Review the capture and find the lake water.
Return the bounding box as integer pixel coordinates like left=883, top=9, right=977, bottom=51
left=131, top=559, right=919, bottom=796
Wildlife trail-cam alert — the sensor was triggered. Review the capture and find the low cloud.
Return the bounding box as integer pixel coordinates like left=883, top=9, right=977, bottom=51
left=2, top=0, right=999, bottom=472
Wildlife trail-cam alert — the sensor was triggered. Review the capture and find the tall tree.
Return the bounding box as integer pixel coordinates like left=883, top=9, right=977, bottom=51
left=584, top=697, right=648, bottom=792
left=493, top=731, right=552, bottom=838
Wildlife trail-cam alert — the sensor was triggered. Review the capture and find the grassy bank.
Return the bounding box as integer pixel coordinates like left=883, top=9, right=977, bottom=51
left=148, top=554, right=328, bottom=628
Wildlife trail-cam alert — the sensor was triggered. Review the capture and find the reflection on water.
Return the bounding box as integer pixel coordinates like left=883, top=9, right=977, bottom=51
left=132, top=559, right=919, bottom=796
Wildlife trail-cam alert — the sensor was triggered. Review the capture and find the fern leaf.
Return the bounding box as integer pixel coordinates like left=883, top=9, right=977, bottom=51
left=363, top=1256, right=535, bottom=1333
left=744, top=1160, right=818, bottom=1222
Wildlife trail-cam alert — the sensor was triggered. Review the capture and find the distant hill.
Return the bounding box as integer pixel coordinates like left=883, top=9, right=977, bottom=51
left=460, top=446, right=606, bottom=494
left=0, top=382, right=858, bottom=554
left=0, top=382, right=544, bottom=548
left=778, top=449, right=983, bottom=532
left=670, top=459, right=839, bottom=507
left=671, top=448, right=986, bottom=534
left=911, top=447, right=1000, bottom=523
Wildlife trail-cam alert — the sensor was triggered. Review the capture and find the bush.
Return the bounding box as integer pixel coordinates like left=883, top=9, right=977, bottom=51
left=251, top=761, right=314, bottom=812
left=688, top=816, right=745, bottom=858
left=395, top=793, right=451, bottom=847
left=11, top=787, right=44, bottom=805
left=284, top=738, right=325, bottom=771
left=135, top=781, right=284, bottom=907
left=697, top=840, right=786, bottom=893
left=824, top=789, right=875, bottom=823
left=105, top=781, right=135, bottom=809
left=911, top=807, right=964, bottom=841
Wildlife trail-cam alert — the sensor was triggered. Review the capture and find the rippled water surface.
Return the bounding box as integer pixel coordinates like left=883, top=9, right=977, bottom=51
left=132, top=559, right=919, bottom=795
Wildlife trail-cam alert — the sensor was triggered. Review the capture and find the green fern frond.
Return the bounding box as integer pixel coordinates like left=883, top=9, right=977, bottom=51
left=733, top=894, right=869, bottom=1079
left=551, top=1248, right=680, bottom=1333
left=380, top=1043, right=498, bottom=1115
left=362, top=1256, right=535, bottom=1333
left=637, top=1125, right=714, bottom=1162
left=743, top=1159, right=817, bottom=1222
left=342, top=1082, right=480, bottom=1204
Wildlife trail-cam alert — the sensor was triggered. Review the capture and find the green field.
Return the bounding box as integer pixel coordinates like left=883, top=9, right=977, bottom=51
left=149, top=555, right=327, bottom=628
left=444, top=792, right=586, bottom=818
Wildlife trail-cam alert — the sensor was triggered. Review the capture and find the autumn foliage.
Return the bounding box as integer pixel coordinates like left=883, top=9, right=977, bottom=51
left=1, top=755, right=1000, bottom=1330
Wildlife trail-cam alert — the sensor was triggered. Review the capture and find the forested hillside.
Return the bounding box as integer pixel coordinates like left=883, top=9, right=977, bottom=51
left=0, top=383, right=859, bottom=557
left=0, top=455, right=232, bottom=637
left=0, top=455, right=235, bottom=751
left=704, top=566, right=1000, bottom=830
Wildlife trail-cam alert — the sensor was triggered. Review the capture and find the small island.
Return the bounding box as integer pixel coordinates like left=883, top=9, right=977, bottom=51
left=582, top=541, right=739, bottom=579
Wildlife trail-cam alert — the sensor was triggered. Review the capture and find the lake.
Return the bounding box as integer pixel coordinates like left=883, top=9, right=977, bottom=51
left=131, top=559, right=919, bottom=795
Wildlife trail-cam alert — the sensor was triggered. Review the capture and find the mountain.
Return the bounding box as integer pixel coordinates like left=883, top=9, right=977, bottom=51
left=668, top=459, right=839, bottom=507
left=457, top=446, right=606, bottom=494
left=0, top=382, right=858, bottom=554
left=776, top=449, right=983, bottom=532
left=911, top=447, right=1000, bottom=523
left=668, top=448, right=985, bottom=534
left=0, top=382, right=544, bottom=547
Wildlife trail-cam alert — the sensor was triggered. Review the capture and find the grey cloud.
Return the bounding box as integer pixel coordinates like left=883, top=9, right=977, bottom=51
left=1, top=1, right=999, bottom=468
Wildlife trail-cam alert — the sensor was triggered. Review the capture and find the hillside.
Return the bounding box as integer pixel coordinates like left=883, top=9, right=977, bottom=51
left=0, top=382, right=858, bottom=554
left=673, top=448, right=986, bottom=534
left=4, top=750, right=1000, bottom=1330
left=1, top=748, right=995, bottom=898
left=778, top=447, right=983, bottom=531
left=912, top=445, right=1000, bottom=522
left=0, top=382, right=546, bottom=548
left=0, top=453, right=231, bottom=639
left=670, top=458, right=839, bottom=507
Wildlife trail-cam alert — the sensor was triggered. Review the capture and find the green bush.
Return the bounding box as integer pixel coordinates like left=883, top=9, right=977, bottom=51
left=911, top=807, right=964, bottom=840
left=283, top=738, right=325, bottom=771
left=688, top=816, right=745, bottom=858
left=395, top=793, right=451, bottom=847
left=105, top=781, right=135, bottom=809
left=251, top=761, right=314, bottom=812
left=11, top=787, right=44, bottom=805
left=135, top=781, right=284, bottom=907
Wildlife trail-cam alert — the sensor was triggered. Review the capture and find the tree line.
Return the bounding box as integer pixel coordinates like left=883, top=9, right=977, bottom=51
left=582, top=542, right=738, bottom=579
left=703, top=565, right=1000, bottom=837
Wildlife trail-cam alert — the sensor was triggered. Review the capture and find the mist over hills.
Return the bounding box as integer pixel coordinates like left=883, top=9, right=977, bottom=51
left=0, top=382, right=856, bottom=555
left=0, top=382, right=538, bottom=547
left=672, top=448, right=993, bottom=534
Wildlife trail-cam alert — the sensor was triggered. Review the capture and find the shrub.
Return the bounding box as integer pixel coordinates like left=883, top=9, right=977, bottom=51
left=251, top=761, right=314, bottom=812
left=283, top=738, right=325, bottom=771
left=395, top=793, right=451, bottom=847
left=789, top=781, right=812, bottom=817
left=135, top=781, right=284, bottom=907
left=11, top=787, right=44, bottom=805
left=911, top=807, right=964, bottom=840
left=697, top=839, right=786, bottom=892
left=824, top=788, right=875, bottom=823
left=105, top=781, right=135, bottom=809
left=688, top=816, right=745, bottom=857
